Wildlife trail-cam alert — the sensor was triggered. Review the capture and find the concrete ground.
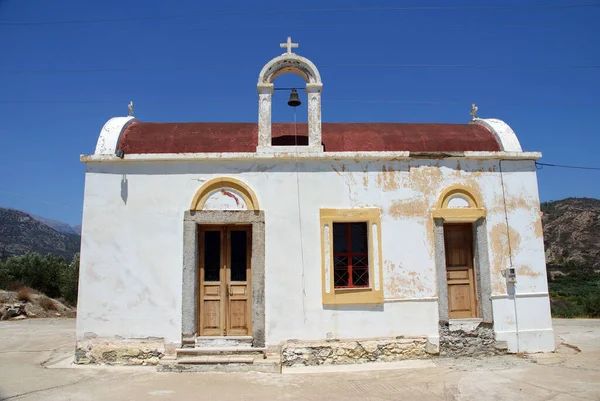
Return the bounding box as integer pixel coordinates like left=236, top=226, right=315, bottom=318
left=0, top=319, right=599, bottom=400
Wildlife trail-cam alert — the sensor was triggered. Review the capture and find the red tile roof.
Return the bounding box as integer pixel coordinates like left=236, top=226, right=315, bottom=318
left=117, top=122, right=501, bottom=154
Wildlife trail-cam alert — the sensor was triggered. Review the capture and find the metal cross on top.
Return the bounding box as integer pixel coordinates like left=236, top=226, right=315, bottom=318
left=280, top=37, right=299, bottom=54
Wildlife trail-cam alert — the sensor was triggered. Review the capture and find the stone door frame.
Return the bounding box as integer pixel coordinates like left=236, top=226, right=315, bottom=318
left=182, top=210, right=265, bottom=347
left=434, top=218, right=494, bottom=324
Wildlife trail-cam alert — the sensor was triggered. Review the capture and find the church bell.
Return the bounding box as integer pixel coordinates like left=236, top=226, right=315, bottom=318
left=287, top=88, right=301, bottom=107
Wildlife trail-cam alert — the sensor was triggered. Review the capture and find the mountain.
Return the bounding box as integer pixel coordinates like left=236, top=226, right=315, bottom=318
left=542, top=198, right=600, bottom=270
left=0, top=208, right=80, bottom=260
left=72, top=225, right=82, bottom=235
left=29, top=214, right=79, bottom=236
left=1, top=198, right=599, bottom=270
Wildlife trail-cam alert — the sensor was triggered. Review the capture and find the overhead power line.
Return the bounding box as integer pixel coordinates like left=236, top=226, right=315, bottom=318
left=2, top=63, right=599, bottom=75
left=0, top=191, right=79, bottom=209
left=0, top=3, right=598, bottom=26
left=1, top=99, right=599, bottom=108
left=535, top=162, right=600, bottom=171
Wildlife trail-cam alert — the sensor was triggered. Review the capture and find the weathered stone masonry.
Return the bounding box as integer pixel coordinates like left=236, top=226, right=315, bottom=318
left=281, top=337, right=436, bottom=366
left=439, top=322, right=508, bottom=357
left=75, top=338, right=166, bottom=366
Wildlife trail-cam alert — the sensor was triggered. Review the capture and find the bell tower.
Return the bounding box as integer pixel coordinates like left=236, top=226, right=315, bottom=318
left=257, top=37, right=323, bottom=153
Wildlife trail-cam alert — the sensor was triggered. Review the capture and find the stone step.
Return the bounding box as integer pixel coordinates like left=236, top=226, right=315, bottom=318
left=176, top=347, right=266, bottom=357
left=195, top=336, right=253, bottom=347
left=158, top=357, right=281, bottom=373
left=177, top=356, right=256, bottom=364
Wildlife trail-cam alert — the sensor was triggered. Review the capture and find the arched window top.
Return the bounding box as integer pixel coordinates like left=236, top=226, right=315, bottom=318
left=432, top=185, right=486, bottom=222
left=190, top=177, right=259, bottom=211
left=436, top=185, right=482, bottom=209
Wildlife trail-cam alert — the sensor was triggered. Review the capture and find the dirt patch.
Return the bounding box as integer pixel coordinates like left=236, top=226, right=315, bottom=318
left=0, top=289, right=76, bottom=319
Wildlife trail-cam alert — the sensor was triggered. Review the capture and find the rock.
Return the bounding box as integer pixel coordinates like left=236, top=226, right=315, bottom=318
left=318, top=348, right=332, bottom=357
left=362, top=342, right=379, bottom=354
left=425, top=341, right=439, bottom=355
left=12, top=315, right=26, bottom=320
left=494, top=341, right=508, bottom=350
left=1, top=310, right=16, bottom=320
left=282, top=337, right=430, bottom=365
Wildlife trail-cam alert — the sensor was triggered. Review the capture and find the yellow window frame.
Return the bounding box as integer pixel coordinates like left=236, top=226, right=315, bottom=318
left=320, top=208, right=384, bottom=305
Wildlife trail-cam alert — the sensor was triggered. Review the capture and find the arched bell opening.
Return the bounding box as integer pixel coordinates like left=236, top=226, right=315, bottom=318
left=271, top=74, right=310, bottom=147
left=256, top=39, right=323, bottom=153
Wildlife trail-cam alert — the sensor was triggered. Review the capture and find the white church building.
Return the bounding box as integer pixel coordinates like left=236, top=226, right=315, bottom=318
left=76, top=38, right=554, bottom=371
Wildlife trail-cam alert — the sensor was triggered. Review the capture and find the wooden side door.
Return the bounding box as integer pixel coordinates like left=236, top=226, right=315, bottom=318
left=198, top=227, right=225, bottom=335
left=198, top=225, right=252, bottom=336
left=225, top=226, right=252, bottom=336
left=444, top=224, right=478, bottom=319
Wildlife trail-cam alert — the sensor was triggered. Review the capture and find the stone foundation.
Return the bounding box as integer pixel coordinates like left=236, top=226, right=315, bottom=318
left=75, top=338, right=168, bottom=365
left=439, top=322, right=507, bottom=357
left=282, top=337, right=436, bottom=366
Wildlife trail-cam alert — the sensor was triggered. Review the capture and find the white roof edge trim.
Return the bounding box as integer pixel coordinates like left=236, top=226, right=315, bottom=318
left=94, top=116, right=138, bottom=155
left=80, top=151, right=541, bottom=163
left=472, top=118, right=523, bottom=152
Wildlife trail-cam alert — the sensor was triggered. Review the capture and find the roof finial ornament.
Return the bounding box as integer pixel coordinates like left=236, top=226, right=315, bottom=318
left=128, top=101, right=134, bottom=117
left=280, top=37, right=299, bottom=54
left=470, top=103, right=478, bottom=120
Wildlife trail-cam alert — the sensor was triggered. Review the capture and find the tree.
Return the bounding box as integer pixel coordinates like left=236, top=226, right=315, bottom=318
left=59, top=253, right=80, bottom=305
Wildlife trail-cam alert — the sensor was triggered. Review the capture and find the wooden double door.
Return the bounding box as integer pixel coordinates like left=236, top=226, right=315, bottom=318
left=198, top=225, right=252, bottom=336
left=444, top=223, right=478, bottom=319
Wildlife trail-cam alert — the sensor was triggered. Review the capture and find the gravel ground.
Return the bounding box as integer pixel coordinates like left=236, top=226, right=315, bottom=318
left=0, top=318, right=599, bottom=400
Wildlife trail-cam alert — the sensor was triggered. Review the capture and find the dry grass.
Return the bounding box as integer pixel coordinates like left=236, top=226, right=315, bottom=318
left=8, top=281, right=25, bottom=291
left=39, top=295, right=58, bottom=311
left=17, top=287, right=33, bottom=303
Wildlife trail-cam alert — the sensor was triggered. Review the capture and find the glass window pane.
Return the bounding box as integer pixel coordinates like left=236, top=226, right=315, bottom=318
left=352, top=257, right=369, bottom=287
left=350, top=223, right=368, bottom=253
left=333, top=223, right=348, bottom=253
left=334, top=256, right=348, bottom=288
left=204, top=231, right=220, bottom=281
left=331, top=221, right=370, bottom=288
left=230, top=230, right=247, bottom=281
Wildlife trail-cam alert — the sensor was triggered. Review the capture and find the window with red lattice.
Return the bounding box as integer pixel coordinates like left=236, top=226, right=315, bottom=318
left=332, top=222, right=370, bottom=288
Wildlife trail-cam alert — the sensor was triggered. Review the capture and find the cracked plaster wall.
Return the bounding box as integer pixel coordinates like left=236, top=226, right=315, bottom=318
left=77, top=157, right=553, bottom=352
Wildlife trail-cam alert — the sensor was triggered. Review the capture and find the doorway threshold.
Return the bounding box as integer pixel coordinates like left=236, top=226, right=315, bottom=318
left=195, top=336, right=253, bottom=348
left=448, top=318, right=483, bottom=332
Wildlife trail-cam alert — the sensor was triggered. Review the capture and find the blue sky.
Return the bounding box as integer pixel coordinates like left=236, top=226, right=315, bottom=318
left=0, top=0, right=598, bottom=226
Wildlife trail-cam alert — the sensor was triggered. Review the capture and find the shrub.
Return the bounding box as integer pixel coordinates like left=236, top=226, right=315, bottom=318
left=17, top=287, right=32, bottom=303
left=582, top=292, right=600, bottom=317
left=39, top=295, right=57, bottom=311
left=59, top=253, right=79, bottom=305
left=0, top=252, right=80, bottom=304
left=549, top=271, right=600, bottom=317
left=0, top=253, right=65, bottom=297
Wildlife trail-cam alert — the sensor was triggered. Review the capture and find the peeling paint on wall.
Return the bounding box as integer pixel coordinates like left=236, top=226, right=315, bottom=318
left=384, top=261, right=430, bottom=298
left=489, top=193, right=537, bottom=215
left=388, top=198, right=427, bottom=219
left=377, top=165, right=401, bottom=192
left=532, top=214, right=544, bottom=239
left=489, top=223, right=522, bottom=294
left=77, top=158, right=552, bottom=351
left=221, top=190, right=241, bottom=206
left=517, top=264, right=541, bottom=279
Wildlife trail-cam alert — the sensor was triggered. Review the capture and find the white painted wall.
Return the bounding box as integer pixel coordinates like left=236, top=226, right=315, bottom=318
left=77, top=158, right=553, bottom=351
